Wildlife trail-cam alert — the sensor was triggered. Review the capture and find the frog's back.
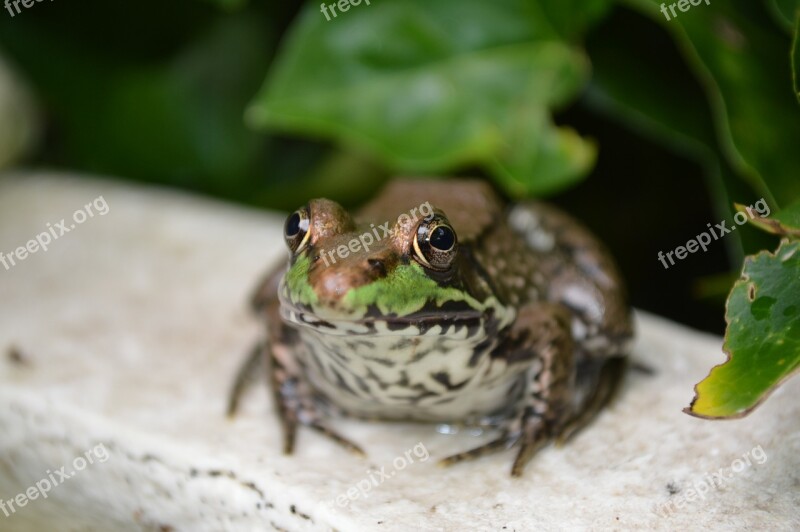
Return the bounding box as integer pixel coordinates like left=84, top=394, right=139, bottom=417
left=506, top=200, right=633, bottom=359
left=356, top=178, right=503, bottom=243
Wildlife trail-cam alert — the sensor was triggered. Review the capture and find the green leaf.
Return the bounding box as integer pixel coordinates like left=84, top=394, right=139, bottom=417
left=740, top=200, right=800, bottom=238
left=487, top=110, right=596, bottom=196
left=686, top=239, right=800, bottom=418
left=793, top=12, right=800, bottom=102
left=200, top=0, right=247, bottom=10
left=247, top=0, right=600, bottom=196
left=767, top=0, right=800, bottom=31
left=584, top=7, right=775, bottom=264
left=0, top=6, right=275, bottom=202
left=625, top=0, right=800, bottom=206
left=535, top=0, right=615, bottom=40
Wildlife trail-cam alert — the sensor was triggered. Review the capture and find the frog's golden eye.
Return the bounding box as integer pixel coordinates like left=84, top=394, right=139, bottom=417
left=413, top=216, right=457, bottom=271
left=284, top=207, right=311, bottom=253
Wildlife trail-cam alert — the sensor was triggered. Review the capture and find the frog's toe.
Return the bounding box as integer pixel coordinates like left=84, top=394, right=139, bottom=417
left=507, top=414, right=554, bottom=476
left=281, top=416, right=297, bottom=454
left=438, top=431, right=521, bottom=468
left=510, top=436, right=550, bottom=477
left=226, top=341, right=265, bottom=418
left=308, top=421, right=366, bottom=457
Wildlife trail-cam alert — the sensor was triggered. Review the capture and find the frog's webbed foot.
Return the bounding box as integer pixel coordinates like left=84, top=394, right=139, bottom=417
left=438, top=431, right=521, bottom=468
left=306, top=420, right=366, bottom=456
left=437, top=410, right=557, bottom=477
left=510, top=410, right=561, bottom=476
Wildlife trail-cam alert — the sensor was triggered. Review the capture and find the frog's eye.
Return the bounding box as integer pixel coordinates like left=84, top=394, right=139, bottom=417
left=284, top=207, right=311, bottom=253
left=413, top=217, right=457, bottom=271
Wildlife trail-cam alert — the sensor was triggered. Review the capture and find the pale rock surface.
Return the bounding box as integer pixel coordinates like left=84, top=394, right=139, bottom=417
left=0, top=173, right=798, bottom=531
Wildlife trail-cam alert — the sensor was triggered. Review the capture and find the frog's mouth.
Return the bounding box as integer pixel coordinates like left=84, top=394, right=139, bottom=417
left=279, top=300, right=493, bottom=337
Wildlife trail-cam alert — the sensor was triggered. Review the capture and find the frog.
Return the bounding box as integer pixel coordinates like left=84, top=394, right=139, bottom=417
left=228, top=179, right=633, bottom=477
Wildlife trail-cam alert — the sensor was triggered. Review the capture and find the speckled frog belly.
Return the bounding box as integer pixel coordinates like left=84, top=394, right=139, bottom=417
left=289, top=314, right=523, bottom=421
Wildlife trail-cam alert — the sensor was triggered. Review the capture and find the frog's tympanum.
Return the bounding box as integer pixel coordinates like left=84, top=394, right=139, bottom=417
left=229, top=179, right=633, bottom=476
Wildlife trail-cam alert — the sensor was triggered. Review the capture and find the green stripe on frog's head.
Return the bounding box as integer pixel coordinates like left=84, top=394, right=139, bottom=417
left=342, top=261, right=484, bottom=317
left=281, top=253, right=497, bottom=326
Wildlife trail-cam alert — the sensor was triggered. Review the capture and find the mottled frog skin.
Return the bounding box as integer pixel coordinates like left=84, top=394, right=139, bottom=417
left=229, top=179, right=633, bottom=476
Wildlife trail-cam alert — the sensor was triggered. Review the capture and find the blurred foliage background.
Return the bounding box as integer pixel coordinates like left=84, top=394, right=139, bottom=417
left=0, top=0, right=798, bottom=335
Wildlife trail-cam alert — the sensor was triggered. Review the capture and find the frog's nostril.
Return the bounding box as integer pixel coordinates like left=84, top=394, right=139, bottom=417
left=367, top=258, right=387, bottom=277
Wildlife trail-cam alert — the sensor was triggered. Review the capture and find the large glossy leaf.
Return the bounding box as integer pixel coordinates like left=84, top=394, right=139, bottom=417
left=535, top=0, right=615, bottom=40
left=625, top=0, right=800, bottom=206
left=201, top=0, right=246, bottom=9
left=793, top=13, right=800, bottom=102
left=686, top=239, right=800, bottom=418
left=768, top=0, right=800, bottom=31
left=247, top=0, right=604, bottom=196
left=0, top=4, right=273, bottom=201
left=584, top=7, right=774, bottom=265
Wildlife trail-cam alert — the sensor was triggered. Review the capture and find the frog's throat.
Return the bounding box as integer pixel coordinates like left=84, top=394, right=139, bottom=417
left=279, top=302, right=510, bottom=337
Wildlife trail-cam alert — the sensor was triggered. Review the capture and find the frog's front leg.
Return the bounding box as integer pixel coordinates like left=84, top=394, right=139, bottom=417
left=232, top=326, right=365, bottom=456
left=440, top=303, right=575, bottom=477
left=267, top=305, right=367, bottom=456
left=228, top=273, right=364, bottom=457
